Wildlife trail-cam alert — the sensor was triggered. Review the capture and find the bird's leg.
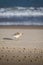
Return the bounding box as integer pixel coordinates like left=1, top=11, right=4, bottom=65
left=15, top=38, right=20, bottom=41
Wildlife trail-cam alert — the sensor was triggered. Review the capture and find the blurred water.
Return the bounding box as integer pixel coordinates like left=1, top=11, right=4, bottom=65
left=0, top=0, right=43, bottom=25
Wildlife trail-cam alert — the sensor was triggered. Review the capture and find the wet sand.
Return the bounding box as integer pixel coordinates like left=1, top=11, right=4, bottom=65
left=0, top=26, right=43, bottom=65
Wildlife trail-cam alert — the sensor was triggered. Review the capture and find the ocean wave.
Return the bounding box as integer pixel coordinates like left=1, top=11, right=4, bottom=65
left=0, top=21, right=43, bottom=25
left=0, top=7, right=43, bottom=18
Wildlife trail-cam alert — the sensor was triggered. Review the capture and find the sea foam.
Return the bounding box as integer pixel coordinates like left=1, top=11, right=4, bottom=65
left=0, top=7, right=43, bottom=18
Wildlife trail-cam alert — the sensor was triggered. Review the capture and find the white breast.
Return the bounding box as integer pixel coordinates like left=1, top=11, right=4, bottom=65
left=13, top=33, right=22, bottom=38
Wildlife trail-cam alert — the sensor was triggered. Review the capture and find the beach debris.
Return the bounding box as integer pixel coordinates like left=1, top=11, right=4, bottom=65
left=3, top=38, right=13, bottom=40
left=13, top=32, right=23, bottom=39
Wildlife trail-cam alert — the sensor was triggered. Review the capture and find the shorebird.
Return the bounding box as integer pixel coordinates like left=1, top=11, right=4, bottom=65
left=13, top=32, right=23, bottom=39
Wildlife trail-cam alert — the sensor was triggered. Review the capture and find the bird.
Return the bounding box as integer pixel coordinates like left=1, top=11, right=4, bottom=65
left=13, top=32, right=23, bottom=39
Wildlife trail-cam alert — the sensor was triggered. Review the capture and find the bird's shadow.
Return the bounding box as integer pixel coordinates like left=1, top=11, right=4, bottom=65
left=3, top=38, right=13, bottom=40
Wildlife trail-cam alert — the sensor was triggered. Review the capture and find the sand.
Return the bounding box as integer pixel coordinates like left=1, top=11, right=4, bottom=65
left=0, top=26, right=43, bottom=65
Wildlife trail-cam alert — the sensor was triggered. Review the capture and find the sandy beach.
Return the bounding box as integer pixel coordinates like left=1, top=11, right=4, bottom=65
left=0, top=26, right=43, bottom=65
